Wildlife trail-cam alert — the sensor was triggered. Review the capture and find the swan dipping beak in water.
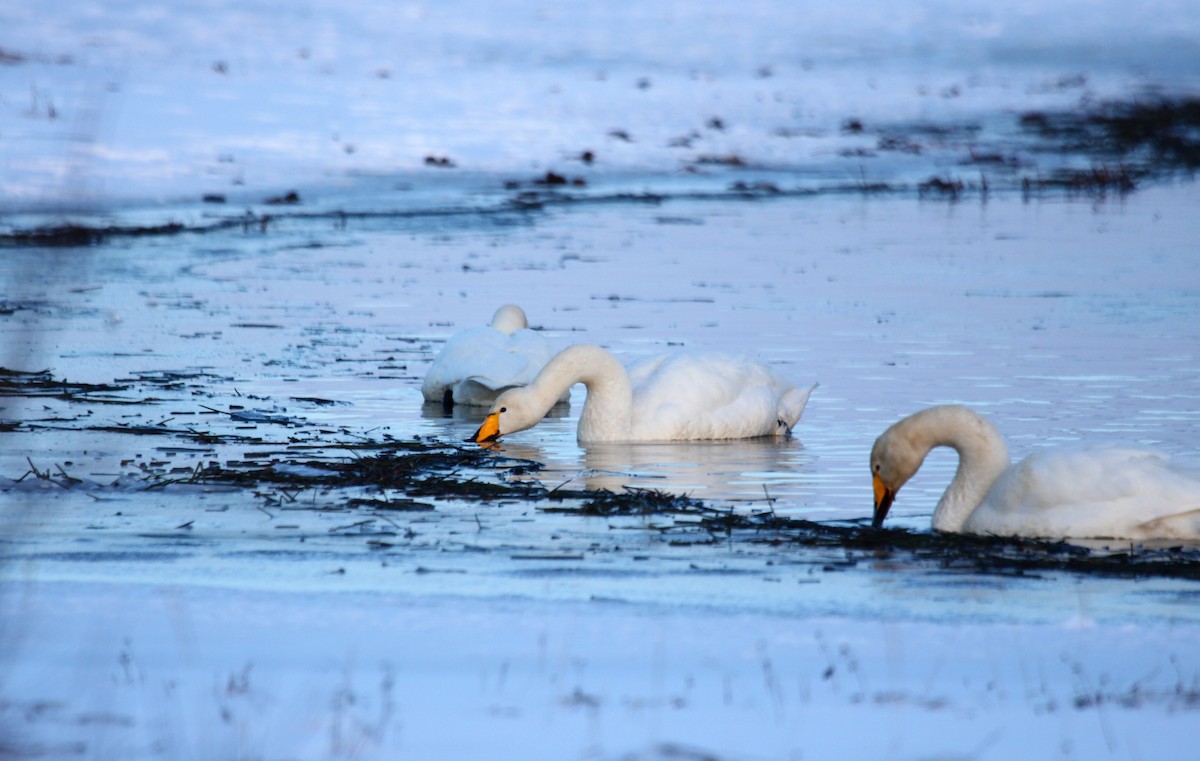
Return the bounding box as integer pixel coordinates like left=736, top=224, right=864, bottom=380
left=473, top=409, right=502, bottom=443
left=871, top=404, right=1200, bottom=540
left=470, top=344, right=815, bottom=444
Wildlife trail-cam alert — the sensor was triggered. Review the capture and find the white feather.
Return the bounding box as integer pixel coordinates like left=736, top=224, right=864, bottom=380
left=422, top=305, right=566, bottom=407
left=481, top=344, right=815, bottom=443
left=871, top=405, right=1200, bottom=540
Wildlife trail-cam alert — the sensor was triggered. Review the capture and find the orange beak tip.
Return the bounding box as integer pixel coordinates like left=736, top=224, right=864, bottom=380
left=872, top=474, right=895, bottom=529
left=470, top=412, right=502, bottom=444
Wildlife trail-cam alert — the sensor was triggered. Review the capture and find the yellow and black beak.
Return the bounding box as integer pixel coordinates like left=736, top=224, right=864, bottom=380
left=469, top=411, right=502, bottom=443
left=872, top=474, right=896, bottom=529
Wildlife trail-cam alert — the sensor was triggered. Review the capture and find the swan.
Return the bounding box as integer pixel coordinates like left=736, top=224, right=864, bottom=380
left=421, top=304, right=568, bottom=408
left=870, top=404, right=1200, bottom=540
left=471, top=343, right=815, bottom=443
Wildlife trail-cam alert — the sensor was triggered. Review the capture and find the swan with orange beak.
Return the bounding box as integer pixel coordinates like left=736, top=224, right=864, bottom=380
left=470, top=344, right=815, bottom=444
left=870, top=404, right=1200, bottom=539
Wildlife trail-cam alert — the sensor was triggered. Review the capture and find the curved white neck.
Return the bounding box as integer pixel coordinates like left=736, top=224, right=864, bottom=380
left=528, top=345, right=634, bottom=441
left=905, top=406, right=1012, bottom=532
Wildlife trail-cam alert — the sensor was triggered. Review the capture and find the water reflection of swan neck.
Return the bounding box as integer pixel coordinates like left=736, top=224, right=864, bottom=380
left=583, top=438, right=803, bottom=497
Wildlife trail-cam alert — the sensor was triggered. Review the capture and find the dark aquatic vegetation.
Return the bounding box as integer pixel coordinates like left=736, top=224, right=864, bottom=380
left=1019, top=95, right=1200, bottom=172
left=263, top=190, right=302, bottom=205
left=0, top=220, right=196, bottom=246
left=0, top=367, right=132, bottom=400
left=5, top=365, right=1200, bottom=581
left=1020, top=165, right=1139, bottom=195
left=918, top=176, right=967, bottom=198
left=146, top=444, right=1200, bottom=580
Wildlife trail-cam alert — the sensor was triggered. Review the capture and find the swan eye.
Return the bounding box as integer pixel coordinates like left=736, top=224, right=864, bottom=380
left=873, top=463, right=880, bottom=473
left=500, top=407, right=507, bottom=413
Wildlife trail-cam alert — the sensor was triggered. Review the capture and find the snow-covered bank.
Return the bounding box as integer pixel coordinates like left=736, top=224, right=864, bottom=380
left=3, top=0, right=1198, bottom=217
left=3, top=581, right=1198, bottom=761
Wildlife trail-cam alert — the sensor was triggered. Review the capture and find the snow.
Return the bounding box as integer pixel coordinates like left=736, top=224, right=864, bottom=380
left=4, top=582, right=1198, bottom=760
left=4, top=0, right=1199, bottom=211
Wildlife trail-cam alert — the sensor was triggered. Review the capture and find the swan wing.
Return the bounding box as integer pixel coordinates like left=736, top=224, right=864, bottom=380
left=628, top=353, right=807, bottom=440
left=423, top=327, right=561, bottom=405
left=967, top=446, right=1200, bottom=539
left=626, top=354, right=670, bottom=389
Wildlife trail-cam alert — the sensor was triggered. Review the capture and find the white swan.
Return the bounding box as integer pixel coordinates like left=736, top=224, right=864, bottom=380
left=422, top=304, right=568, bottom=408
left=471, top=344, right=815, bottom=443
left=870, top=405, right=1200, bottom=540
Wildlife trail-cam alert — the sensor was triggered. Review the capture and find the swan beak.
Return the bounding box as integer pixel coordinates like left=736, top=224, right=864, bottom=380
left=470, top=411, right=502, bottom=443
left=872, top=474, right=895, bottom=528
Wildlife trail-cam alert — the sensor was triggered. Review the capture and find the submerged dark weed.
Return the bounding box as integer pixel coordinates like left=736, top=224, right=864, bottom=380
left=576, top=487, right=706, bottom=516
left=1019, top=95, right=1200, bottom=172
left=0, top=367, right=132, bottom=400
left=1021, top=165, right=1140, bottom=196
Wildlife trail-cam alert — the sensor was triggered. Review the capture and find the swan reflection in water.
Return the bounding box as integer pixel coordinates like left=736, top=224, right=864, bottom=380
left=491, top=437, right=811, bottom=505
left=421, top=397, right=811, bottom=506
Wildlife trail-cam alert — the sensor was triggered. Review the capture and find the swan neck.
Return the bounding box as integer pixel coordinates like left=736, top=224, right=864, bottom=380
left=921, top=407, right=1010, bottom=532
left=533, top=345, right=634, bottom=440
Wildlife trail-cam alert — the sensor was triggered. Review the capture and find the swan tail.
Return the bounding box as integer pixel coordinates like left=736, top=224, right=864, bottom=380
left=777, top=382, right=817, bottom=434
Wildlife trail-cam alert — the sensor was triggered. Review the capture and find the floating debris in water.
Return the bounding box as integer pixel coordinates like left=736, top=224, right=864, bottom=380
left=263, top=190, right=301, bottom=205
left=0, top=367, right=132, bottom=400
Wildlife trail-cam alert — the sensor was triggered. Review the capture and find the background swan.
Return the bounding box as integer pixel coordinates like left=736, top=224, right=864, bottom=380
left=472, top=343, right=815, bottom=443
left=421, top=304, right=567, bottom=408
left=870, top=404, right=1200, bottom=540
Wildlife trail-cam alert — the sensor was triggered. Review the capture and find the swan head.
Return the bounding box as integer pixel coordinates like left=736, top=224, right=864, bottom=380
left=870, top=405, right=1011, bottom=529
left=490, top=304, right=529, bottom=335
left=869, top=425, right=924, bottom=528
left=470, top=387, right=541, bottom=442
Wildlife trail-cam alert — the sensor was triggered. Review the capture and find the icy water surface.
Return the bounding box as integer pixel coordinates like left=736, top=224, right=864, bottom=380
left=4, top=186, right=1200, bottom=590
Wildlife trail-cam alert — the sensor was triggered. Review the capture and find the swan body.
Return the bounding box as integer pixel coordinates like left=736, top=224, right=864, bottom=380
left=472, top=344, right=815, bottom=443
left=870, top=405, right=1200, bottom=540
left=422, top=304, right=567, bottom=408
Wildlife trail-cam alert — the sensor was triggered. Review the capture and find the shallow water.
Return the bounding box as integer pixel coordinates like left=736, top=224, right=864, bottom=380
left=4, top=186, right=1199, bottom=596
